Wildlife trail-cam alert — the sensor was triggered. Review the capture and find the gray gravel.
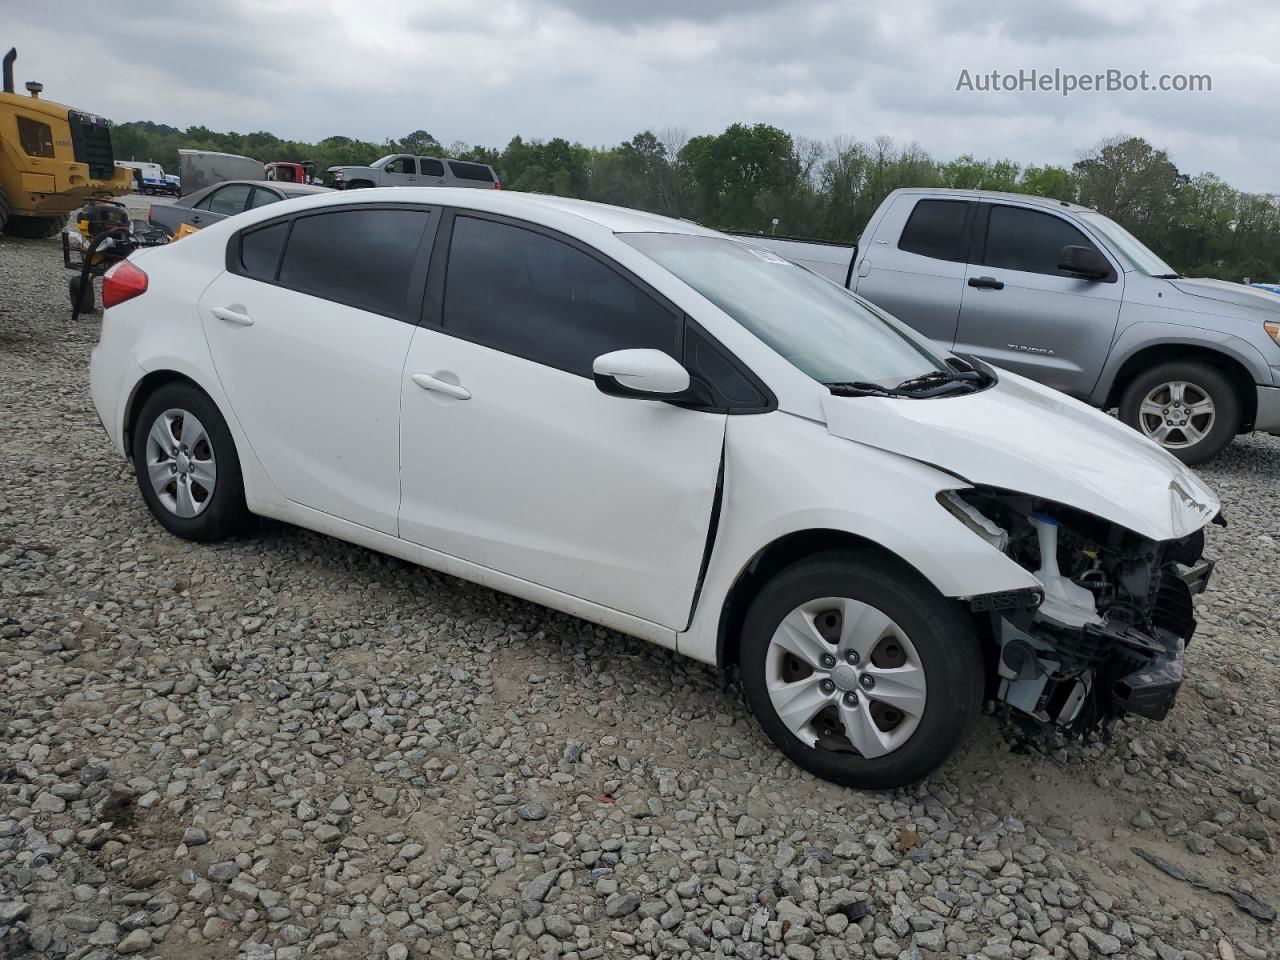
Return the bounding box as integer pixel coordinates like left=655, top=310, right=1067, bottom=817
left=1, top=230, right=1277, bottom=960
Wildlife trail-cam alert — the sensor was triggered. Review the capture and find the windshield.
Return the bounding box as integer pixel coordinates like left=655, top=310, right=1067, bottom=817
left=1078, top=212, right=1178, bottom=277
left=620, top=233, right=949, bottom=386
left=370, top=154, right=397, bottom=169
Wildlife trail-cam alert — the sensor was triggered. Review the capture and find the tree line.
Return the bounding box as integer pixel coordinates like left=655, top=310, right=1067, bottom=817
left=112, top=120, right=1279, bottom=281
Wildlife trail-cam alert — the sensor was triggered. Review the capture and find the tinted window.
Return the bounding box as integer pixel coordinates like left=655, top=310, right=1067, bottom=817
left=247, top=188, right=282, bottom=209
left=419, top=158, right=445, bottom=176
left=239, top=222, right=288, bottom=280
left=983, top=206, right=1101, bottom=277
left=279, top=209, right=431, bottom=317
left=386, top=157, right=416, bottom=175
left=17, top=117, right=54, bottom=158
left=685, top=326, right=767, bottom=409
left=443, top=216, right=678, bottom=376
left=448, top=161, right=494, bottom=183
left=200, top=184, right=253, bottom=216
left=898, top=199, right=970, bottom=261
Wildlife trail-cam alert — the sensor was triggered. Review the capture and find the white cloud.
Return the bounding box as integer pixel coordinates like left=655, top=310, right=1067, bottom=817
left=6, top=0, right=1275, bottom=191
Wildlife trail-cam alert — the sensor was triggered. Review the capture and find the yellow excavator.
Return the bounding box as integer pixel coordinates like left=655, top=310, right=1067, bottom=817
left=0, top=45, right=132, bottom=238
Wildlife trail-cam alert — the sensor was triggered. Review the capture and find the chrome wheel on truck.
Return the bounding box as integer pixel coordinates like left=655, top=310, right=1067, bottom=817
left=1119, top=361, right=1239, bottom=465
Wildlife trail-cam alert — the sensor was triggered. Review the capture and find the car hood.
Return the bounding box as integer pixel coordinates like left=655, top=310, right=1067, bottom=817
left=821, top=371, right=1219, bottom=541
left=1168, top=277, right=1280, bottom=316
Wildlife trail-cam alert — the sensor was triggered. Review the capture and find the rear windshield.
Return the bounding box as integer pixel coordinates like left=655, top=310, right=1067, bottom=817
left=448, top=161, right=495, bottom=182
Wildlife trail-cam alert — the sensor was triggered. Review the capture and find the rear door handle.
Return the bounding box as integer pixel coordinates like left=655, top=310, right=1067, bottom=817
left=968, top=276, right=1004, bottom=290
left=412, top=373, right=471, bottom=400
left=211, top=305, right=254, bottom=326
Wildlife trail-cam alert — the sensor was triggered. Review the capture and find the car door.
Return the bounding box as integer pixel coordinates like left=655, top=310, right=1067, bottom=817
left=186, top=182, right=255, bottom=229
left=381, top=156, right=419, bottom=187
left=398, top=211, right=727, bottom=629
left=198, top=204, right=437, bottom=535
left=954, top=203, right=1124, bottom=398
left=418, top=157, right=447, bottom=186
left=852, top=196, right=975, bottom=347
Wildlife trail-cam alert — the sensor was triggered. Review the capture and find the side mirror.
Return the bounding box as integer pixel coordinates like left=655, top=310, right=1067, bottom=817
left=593, top=349, right=691, bottom=400
left=1058, top=245, right=1112, bottom=280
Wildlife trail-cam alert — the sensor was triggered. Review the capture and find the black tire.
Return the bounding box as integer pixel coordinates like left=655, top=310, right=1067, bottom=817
left=347, top=180, right=374, bottom=190
left=738, top=549, right=983, bottom=790
left=131, top=383, right=251, bottom=542
left=1118, top=361, right=1240, bottom=465
left=3, top=213, right=66, bottom=239
left=0, top=187, right=9, bottom=233
left=69, top=275, right=96, bottom=314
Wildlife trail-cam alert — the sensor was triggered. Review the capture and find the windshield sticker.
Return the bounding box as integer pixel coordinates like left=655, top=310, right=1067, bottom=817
left=747, top=247, right=789, bottom=265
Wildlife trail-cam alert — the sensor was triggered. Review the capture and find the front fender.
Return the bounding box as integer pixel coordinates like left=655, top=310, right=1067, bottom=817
left=1090, top=319, right=1274, bottom=406
left=678, top=413, right=1040, bottom=666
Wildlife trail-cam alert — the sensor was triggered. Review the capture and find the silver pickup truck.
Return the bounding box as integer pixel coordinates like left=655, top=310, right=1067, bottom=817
left=743, top=188, right=1280, bottom=463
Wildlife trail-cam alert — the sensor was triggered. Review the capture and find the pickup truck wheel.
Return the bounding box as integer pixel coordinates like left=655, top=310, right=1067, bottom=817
left=738, top=549, right=982, bottom=790
left=1119, top=362, right=1239, bottom=464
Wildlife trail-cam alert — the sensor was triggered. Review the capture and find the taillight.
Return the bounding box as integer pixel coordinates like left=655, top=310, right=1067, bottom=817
left=102, top=259, right=148, bottom=308
left=493, top=181, right=501, bottom=190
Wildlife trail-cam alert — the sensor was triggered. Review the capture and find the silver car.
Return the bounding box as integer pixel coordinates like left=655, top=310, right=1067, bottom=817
left=147, top=180, right=331, bottom=235
left=327, top=155, right=500, bottom=190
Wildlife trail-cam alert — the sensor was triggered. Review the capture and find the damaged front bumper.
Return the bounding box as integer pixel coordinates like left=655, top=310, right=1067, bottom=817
left=974, top=558, right=1213, bottom=733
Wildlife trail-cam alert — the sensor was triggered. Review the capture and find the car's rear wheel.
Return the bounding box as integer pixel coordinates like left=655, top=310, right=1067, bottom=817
left=1119, top=361, right=1239, bottom=464
left=739, top=549, right=983, bottom=790
left=132, top=383, right=251, bottom=542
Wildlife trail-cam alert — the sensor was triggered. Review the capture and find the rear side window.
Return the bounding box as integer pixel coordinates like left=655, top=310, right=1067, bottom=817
left=419, top=158, right=445, bottom=176
left=447, top=161, right=494, bottom=183
left=898, top=199, right=971, bottom=261
left=982, top=205, right=1102, bottom=277
left=239, top=222, right=288, bottom=280
left=199, top=184, right=253, bottom=216
left=17, top=116, right=54, bottom=158
left=247, top=188, right=282, bottom=209
left=278, top=209, right=431, bottom=317
left=442, top=216, right=678, bottom=377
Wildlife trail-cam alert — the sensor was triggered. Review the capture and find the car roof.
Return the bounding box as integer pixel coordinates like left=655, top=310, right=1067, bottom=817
left=260, top=187, right=717, bottom=237
left=889, top=186, right=1095, bottom=214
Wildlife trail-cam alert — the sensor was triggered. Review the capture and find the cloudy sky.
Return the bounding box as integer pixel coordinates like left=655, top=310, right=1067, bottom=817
left=8, top=0, right=1277, bottom=191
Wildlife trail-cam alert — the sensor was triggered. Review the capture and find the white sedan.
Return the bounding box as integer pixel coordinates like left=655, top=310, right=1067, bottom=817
left=90, top=188, right=1219, bottom=788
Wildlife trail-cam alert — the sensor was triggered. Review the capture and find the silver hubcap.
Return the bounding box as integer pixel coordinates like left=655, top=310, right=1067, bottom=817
left=1138, top=381, right=1215, bottom=448
left=145, top=408, right=216, bottom=518
left=766, top=597, right=927, bottom=759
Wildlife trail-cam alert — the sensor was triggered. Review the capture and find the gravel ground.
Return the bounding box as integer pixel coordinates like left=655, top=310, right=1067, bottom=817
left=1, top=231, right=1277, bottom=960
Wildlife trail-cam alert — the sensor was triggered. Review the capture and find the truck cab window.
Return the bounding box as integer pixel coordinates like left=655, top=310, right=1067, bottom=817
left=982, top=206, right=1104, bottom=277
left=898, top=199, right=972, bottom=261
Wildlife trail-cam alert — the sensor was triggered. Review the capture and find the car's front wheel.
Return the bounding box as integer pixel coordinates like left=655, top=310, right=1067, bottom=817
left=131, top=382, right=251, bottom=542
left=739, top=549, right=983, bottom=790
left=1118, top=361, right=1239, bottom=464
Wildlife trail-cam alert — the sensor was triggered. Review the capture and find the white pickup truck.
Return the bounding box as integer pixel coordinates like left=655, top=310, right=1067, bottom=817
left=742, top=187, right=1280, bottom=463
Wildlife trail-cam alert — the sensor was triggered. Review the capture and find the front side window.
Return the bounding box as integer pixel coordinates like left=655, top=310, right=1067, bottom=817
left=898, top=199, right=971, bottom=261
left=199, top=184, right=253, bottom=216
left=1077, top=211, right=1177, bottom=277
left=621, top=233, right=948, bottom=386
left=982, top=206, right=1105, bottom=277
left=442, top=216, right=679, bottom=377
left=17, top=116, right=54, bottom=158
left=277, top=208, right=431, bottom=317
left=386, top=157, right=416, bottom=175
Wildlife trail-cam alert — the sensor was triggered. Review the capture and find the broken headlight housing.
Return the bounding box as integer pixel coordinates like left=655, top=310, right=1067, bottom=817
left=948, top=486, right=1211, bottom=738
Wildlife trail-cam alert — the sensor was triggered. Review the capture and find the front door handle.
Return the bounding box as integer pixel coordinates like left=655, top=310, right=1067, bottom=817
left=412, top=373, right=471, bottom=400
left=968, top=276, right=1005, bottom=290
left=211, top=305, right=254, bottom=326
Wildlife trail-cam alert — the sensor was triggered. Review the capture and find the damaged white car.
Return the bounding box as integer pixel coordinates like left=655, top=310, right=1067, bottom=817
left=88, top=190, right=1218, bottom=789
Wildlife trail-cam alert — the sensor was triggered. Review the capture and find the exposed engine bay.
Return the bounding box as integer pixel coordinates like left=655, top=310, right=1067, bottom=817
left=944, top=487, right=1217, bottom=739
